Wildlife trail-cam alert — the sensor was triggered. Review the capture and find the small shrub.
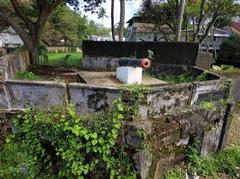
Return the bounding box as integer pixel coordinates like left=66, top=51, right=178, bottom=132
left=198, top=101, right=215, bottom=111
left=15, top=71, right=43, bottom=81
left=195, top=72, right=207, bottom=81
left=164, top=166, right=185, bottom=179
left=157, top=73, right=193, bottom=84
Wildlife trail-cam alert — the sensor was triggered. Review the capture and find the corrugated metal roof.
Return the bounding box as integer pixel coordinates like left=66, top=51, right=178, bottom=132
left=0, top=33, right=23, bottom=47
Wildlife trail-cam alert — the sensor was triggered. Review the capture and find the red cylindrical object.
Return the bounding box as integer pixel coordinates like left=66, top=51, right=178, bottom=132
left=140, top=58, right=151, bottom=69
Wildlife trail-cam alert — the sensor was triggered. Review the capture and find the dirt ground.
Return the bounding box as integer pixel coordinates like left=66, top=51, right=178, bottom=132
left=227, top=104, right=240, bottom=146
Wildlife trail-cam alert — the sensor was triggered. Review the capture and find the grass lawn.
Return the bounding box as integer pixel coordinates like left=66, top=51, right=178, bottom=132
left=39, top=51, right=82, bottom=68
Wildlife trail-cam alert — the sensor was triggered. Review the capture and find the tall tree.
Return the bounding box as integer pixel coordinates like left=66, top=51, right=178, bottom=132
left=119, top=0, right=125, bottom=41
left=43, top=5, right=90, bottom=46
left=141, top=0, right=239, bottom=42
left=0, top=0, right=104, bottom=65
left=111, top=0, right=115, bottom=41
left=97, top=7, right=108, bottom=28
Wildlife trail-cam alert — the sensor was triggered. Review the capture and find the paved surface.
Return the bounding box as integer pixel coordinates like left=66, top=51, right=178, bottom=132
left=79, top=71, right=168, bottom=87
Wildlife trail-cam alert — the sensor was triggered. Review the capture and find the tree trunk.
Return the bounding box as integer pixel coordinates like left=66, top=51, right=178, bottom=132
left=194, top=0, right=206, bottom=41
left=29, top=47, right=39, bottom=65
left=176, top=0, right=185, bottom=41
left=111, top=0, right=115, bottom=41
left=185, top=22, right=189, bottom=42
left=119, top=0, right=125, bottom=41
left=0, top=0, right=58, bottom=66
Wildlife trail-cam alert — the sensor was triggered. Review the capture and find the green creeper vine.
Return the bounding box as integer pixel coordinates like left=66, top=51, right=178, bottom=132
left=0, top=86, right=147, bottom=178
left=120, top=85, right=147, bottom=120
left=0, top=99, right=136, bottom=178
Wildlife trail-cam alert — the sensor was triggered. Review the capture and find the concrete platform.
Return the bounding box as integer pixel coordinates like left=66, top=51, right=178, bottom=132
left=78, top=71, right=167, bottom=87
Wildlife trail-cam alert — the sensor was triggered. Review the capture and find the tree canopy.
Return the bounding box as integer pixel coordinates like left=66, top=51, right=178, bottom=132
left=0, top=0, right=105, bottom=64
left=140, top=0, right=240, bottom=42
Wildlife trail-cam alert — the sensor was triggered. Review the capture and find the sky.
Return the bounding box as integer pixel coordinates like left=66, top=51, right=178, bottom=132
left=79, top=0, right=142, bottom=28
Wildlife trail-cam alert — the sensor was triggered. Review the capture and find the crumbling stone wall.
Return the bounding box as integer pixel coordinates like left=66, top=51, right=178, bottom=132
left=0, top=49, right=29, bottom=80
left=0, top=49, right=235, bottom=178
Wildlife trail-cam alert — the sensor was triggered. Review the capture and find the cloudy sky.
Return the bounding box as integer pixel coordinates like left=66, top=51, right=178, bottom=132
left=80, top=0, right=142, bottom=28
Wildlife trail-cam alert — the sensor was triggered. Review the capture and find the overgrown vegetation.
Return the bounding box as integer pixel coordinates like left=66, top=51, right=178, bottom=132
left=0, top=102, right=134, bottom=178
left=0, top=87, right=146, bottom=178
left=156, top=72, right=207, bottom=84
left=15, top=71, right=43, bottom=81
left=211, top=64, right=240, bottom=76
left=198, top=101, right=215, bottom=111
left=164, top=141, right=240, bottom=178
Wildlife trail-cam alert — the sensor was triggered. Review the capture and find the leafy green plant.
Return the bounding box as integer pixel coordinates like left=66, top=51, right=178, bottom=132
left=147, top=50, right=154, bottom=61
left=195, top=72, right=207, bottom=81
left=15, top=71, right=43, bottom=80
left=157, top=73, right=193, bottom=84
left=198, top=101, right=215, bottom=111
left=120, top=86, right=146, bottom=120
left=164, top=166, right=185, bottom=179
left=38, top=44, right=49, bottom=65
left=0, top=98, right=138, bottom=178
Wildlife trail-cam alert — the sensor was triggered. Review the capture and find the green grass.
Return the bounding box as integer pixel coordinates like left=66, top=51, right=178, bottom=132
left=39, top=52, right=82, bottom=68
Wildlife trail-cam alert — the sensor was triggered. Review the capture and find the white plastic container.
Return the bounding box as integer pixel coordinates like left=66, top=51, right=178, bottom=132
left=116, top=67, right=142, bottom=84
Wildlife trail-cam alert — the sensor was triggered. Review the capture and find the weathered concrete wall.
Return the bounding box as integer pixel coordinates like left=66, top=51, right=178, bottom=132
left=68, top=83, right=121, bottom=114
left=195, top=52, right=214, bottom=70
left=0, top=78, right=234, bottom=178
left=0, top=84, right=8, bottom=109
left=0, top=49, right=29, bottom=80
left=146, top=84, right=192, bottom=119
left=122, top=102, right=228, bottom=178
left=4, top=80, right=67, bottom=109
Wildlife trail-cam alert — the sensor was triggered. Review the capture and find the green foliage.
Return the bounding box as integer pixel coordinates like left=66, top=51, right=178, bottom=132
left=212, top=65, right=240, bottom=77
left=0, top=93, right=142, bottom=178
left=195, top=72, right=207, bottom=81
left=164, top=166, right=185, bottom=179
left=198, top=101, right=215, bottom=111
left=156, top=71, right=209, bottom=84
left=15, top=71, right=43, bottom=81
left=219, top=35, right=240, bottom=62
left=147, top=50, right=154, bottom=61
left=38, top=44, right=49, bottom=65
left=120, top=86, right=146, bottom=120
left=0, top=142, right=26, bottom=178
left=164, top=140, right=240, bottom=178
left=45, top=5, right=90, bottom=46
left=140, top=0, right=239, bottom=41
left=157, top=73, right=193, bottom=84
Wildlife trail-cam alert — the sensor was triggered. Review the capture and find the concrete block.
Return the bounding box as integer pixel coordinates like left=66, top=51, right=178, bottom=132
left=116, top=67, right=142, bottom=84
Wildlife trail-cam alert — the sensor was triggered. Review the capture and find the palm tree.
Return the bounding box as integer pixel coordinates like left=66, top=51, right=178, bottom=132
left=97, top=7, right=108, bottom=29
left=119, top=0, right=125, bottom=41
